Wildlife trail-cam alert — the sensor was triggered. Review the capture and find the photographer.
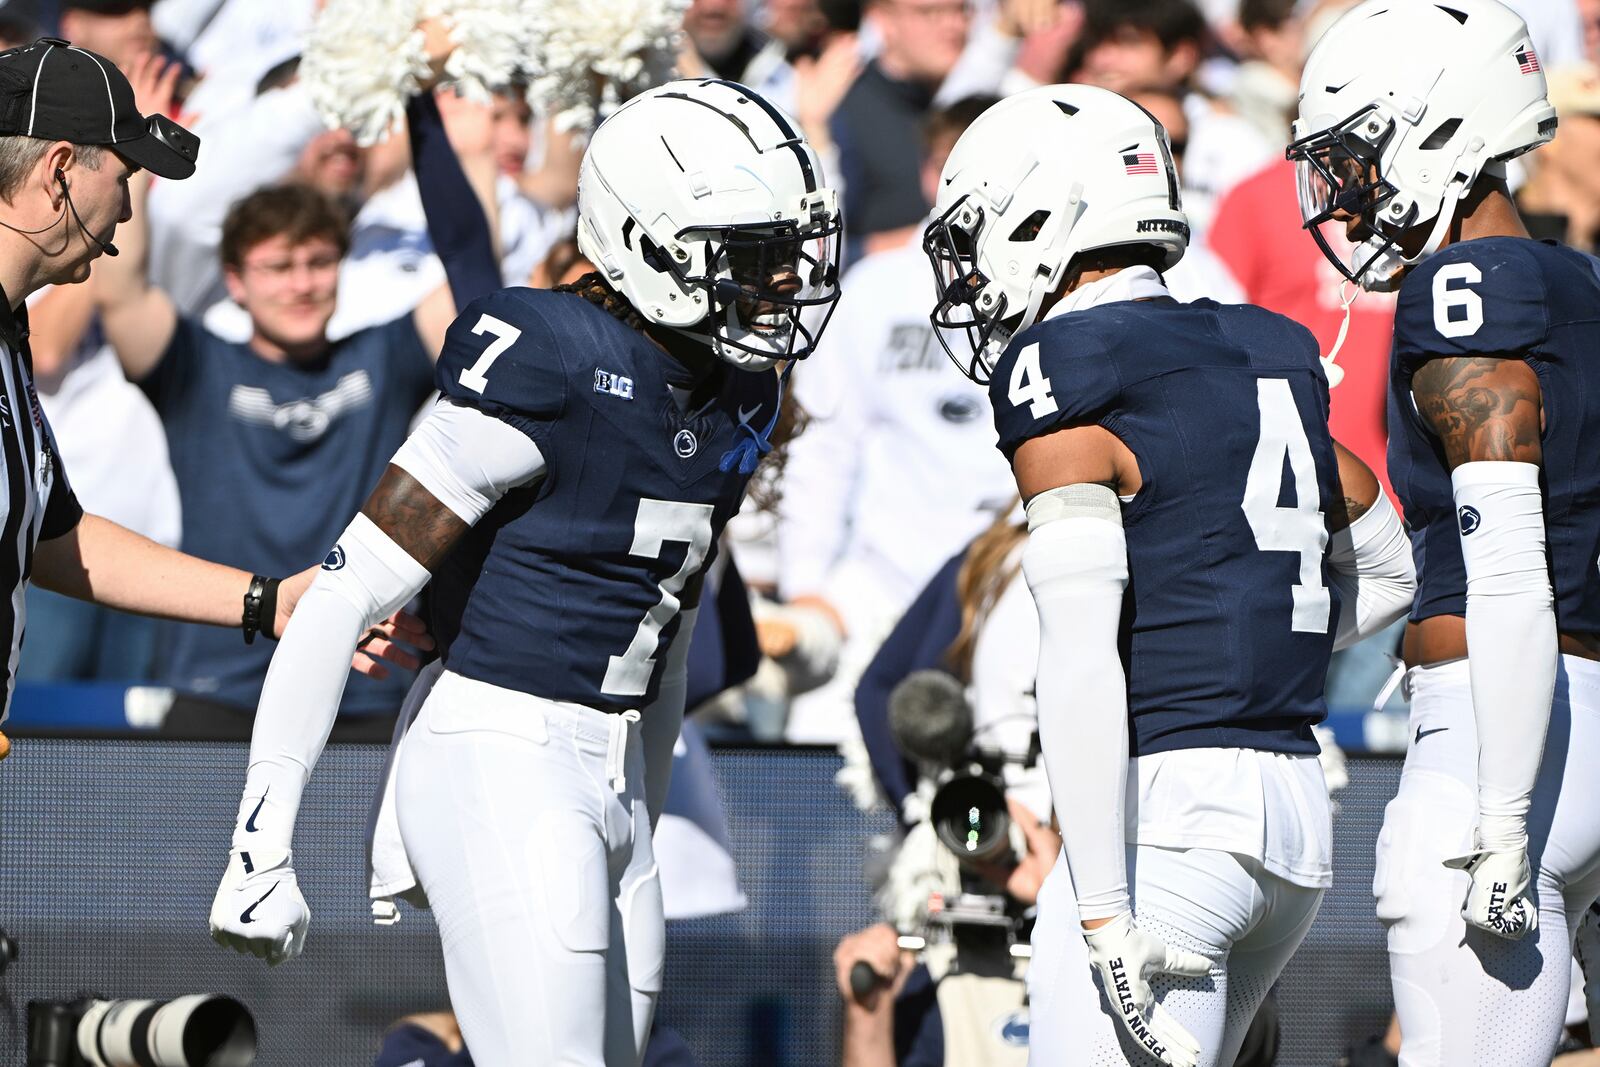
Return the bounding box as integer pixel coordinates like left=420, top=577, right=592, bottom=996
left=834, top=799, right=1060, bottom=1067
left=844, top=511, right=1284, bottom=1066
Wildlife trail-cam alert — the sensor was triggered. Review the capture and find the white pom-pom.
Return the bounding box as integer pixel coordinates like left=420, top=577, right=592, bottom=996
left=524, top=0, right=690, bottom=137
left=427, top=0, right=530, bottom=107
left=300, top=0, right=431, bottom=145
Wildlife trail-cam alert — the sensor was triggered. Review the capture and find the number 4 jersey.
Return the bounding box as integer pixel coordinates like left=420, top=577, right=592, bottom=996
left=1389, top=236, right=1600, bottom=630
left=990, top=296, right=1340, bottom=758
left=426, top=287, right=779, bottom=711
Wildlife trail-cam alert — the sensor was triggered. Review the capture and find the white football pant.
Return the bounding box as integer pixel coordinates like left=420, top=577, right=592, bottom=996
left=1378, top=655, right=1600, bottom=1066
left=396, top=671, right=666, bottom=1067
left=1027, top=844, right=1323, bottom=1066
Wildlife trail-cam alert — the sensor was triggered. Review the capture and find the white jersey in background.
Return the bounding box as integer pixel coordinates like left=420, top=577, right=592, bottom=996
left=777, top=241, right=1015, bottom=744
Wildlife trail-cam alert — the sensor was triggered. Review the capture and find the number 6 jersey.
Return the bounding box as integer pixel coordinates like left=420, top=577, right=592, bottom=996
left=990, top=295, right=1340, bottom=758
left=426, top=287, right=779, bottom=712
left=1388, top=236, right=1600, bottom=631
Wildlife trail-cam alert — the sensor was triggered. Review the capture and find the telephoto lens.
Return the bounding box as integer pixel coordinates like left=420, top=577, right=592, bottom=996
left=929, top=768, right=1012, bottom=864
left=75, top=995, right=256, bottom=1067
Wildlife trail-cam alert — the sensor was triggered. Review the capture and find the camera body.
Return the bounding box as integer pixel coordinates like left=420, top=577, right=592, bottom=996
left=27, top=994, right=256, bottom=1067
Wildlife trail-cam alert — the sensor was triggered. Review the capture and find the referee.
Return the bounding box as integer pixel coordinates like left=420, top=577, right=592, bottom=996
left=0, top=39, right=419, bottom=757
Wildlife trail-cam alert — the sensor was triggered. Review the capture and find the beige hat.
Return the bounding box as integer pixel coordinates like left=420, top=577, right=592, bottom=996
left=1547, top=63, right=1600, bottom=117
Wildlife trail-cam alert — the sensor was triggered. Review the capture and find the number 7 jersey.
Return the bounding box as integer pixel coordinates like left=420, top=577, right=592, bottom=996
left=990, top=296, right=1340, bottom=757
left=426, top=287, right=779, bottom=711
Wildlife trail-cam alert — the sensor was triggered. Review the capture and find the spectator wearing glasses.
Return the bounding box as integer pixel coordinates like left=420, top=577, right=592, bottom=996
left=89, top=71, right=501, bottom=731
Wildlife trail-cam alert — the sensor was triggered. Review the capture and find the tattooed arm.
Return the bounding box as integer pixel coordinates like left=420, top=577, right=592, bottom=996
left=1326, top=439, right=1380, bottom=534
left=222, top=404, right=547, bottom=865
left=1412, top=353, right=1554, bottom=933
left=1410, top=355, right=1543, bottom=469
left=1326, top=439, right=1414, bottom=651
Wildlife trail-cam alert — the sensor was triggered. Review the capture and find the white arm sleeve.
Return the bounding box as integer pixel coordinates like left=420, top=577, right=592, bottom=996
left=1022, top=484, right=1131, bottom=922
left=232, top=404, right=546, bottom=850
left=1327, top=490, right=1416, bottom=652
left=1453, top=461, right=1557, bottom=851
left=233, top=514, right=431, bottom=851
left=391, top=402, right=547, bottom=523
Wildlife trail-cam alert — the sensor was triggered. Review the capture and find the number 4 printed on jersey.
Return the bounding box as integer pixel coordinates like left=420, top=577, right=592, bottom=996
left=1242, top=378, right=1330, bottom=634
left=602, top=499, right=716, bottom=698
left=1008, top=343, right=1058, bottom=419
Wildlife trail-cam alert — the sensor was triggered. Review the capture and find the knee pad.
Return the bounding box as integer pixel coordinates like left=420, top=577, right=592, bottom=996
left=618, top=862, right=664, bottom=995
left=1374, top=771, right=1475, bottom=956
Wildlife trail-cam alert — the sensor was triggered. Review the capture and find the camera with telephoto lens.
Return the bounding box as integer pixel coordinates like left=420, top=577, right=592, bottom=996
left=888, top=670, right=1040, bottom=868
left=26, top=994, right=256, bottom=1067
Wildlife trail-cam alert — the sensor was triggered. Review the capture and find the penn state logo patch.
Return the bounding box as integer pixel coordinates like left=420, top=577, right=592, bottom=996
left=1458, top=505, right=1482, bottom=536
left=674, top=429, right=698, bottom=458
left=322, top=545, right=347, bottom=570
left=994, top=1010, right=1029, bottom=1047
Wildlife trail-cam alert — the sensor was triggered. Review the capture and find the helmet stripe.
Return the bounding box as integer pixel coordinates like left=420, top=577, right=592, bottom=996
left=702, top=78, right=818, bottom=194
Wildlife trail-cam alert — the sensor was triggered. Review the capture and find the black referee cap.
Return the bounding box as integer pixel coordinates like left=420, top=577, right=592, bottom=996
left=0, top=37, right=196, bottom=179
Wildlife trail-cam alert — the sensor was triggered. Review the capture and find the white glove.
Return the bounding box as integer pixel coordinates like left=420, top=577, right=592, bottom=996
left=1443, top=844, right=1537, bottom=939
left=1084, top=912, right=1210, bottom=1067
left=209, top=846, right=310, bottom=965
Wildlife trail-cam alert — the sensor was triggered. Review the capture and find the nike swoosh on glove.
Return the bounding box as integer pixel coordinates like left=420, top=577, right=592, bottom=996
left=209, top=846, right=310, bottom=966
left=1443, top=845, right=1537, bottom=939
left=1084, top=912, right=1211, bottom=1067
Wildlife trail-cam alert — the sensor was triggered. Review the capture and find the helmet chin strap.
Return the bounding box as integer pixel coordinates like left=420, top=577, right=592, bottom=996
left=1357, top=174, right=1471, bottom=291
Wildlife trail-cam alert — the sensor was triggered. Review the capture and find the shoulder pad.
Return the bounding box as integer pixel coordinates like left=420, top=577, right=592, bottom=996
left=1394, top=238, right=1548, bottom=368
left=988, top=314, right=1120, bottom=458
left=435, top=288, right=568, bottom=421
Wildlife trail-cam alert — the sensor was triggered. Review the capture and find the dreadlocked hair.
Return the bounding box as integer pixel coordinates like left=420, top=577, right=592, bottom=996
left=945, top=501, right=1027, bottom=683
left=744, top=381, right=810, bottom=513
left=553, top=271, right=649, bottom=332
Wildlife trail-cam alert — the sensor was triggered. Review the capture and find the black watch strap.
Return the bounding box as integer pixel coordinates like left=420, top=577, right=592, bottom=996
left=243, top=575, right=281, bottom=644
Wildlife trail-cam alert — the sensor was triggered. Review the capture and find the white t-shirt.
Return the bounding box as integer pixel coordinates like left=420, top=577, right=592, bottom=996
left=776, top=241, right=1016, bottom=629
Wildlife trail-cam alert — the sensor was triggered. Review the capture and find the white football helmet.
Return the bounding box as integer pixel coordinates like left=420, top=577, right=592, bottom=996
left=923, top=84, right=1188, bottom=383
left=577, top=79, right=842, bottom=370
left=1288, top=0, right=1556, bottom=291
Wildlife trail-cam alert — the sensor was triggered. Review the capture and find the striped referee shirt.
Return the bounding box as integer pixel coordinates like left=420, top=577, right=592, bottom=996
left=0, top=284, right=83, bottom=722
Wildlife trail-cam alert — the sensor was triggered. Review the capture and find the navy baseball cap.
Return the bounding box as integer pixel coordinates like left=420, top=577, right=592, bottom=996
left=0, top=37, right=197, bottom=179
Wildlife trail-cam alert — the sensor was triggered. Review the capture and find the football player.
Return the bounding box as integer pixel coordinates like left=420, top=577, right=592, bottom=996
left=1288, top=2, right=1600, bottom=1063
left=205, top=79, right=840, bottom=1067
left=925, top=84, right=1416, bottom=1066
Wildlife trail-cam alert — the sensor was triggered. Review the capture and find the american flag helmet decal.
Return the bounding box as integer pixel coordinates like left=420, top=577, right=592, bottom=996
left=1515, top=45, right=1540, bottom=74
left=1122, top=151, right=1158, bottom=175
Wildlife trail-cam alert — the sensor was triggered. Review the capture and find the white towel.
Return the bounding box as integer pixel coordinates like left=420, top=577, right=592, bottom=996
left=365, top=658, right=444, bottom=923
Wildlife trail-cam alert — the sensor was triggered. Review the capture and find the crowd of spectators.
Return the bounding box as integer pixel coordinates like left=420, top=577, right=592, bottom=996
left=11, top=0, right=1593, bottom=739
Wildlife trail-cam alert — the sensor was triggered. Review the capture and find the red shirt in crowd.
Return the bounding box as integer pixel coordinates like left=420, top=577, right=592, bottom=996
left=1207, top=159, right=1400, bottom=508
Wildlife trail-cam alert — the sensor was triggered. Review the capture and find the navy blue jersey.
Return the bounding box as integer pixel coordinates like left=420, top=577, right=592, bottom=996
left=1388, top=237, right=1600, bottom=630
left=991, top=298, right=1339, bottom=757
left=427, top=288, right=779, bottom=711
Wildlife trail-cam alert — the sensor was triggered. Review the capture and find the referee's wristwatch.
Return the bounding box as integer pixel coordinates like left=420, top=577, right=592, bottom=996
left=242, top=575, right=282, bottom=645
